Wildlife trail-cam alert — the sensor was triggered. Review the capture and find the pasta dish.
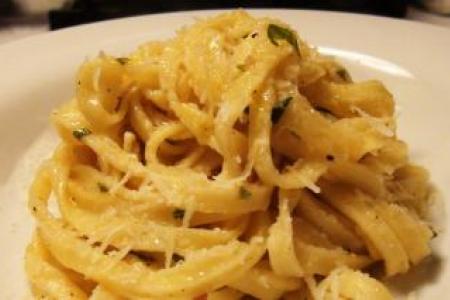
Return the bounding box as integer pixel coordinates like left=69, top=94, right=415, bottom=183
left=25, top=11, right=434, bottom=299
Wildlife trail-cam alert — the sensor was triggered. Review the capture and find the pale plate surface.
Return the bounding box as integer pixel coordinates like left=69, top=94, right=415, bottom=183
left=0, top=9, right=449, bottom=299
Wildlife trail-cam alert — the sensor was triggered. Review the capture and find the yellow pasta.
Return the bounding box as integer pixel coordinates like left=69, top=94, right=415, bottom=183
left=25, top=10, right=433, bottom=299
left=228, top=260, right=301, bottom=299
left=315, top=267, right=393, bottom=300
left=301, top=79, right=395, bottom=118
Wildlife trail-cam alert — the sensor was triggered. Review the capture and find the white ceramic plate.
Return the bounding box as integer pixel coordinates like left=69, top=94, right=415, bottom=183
left=0, top=9, right=449, bottom=299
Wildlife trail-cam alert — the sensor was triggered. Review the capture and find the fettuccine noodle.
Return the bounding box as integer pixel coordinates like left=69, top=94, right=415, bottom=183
left=25, top=11, right=434, bottom=299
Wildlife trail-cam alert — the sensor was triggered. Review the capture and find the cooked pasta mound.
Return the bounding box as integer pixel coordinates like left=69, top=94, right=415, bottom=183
left=25, top=11, right=434, bottom=300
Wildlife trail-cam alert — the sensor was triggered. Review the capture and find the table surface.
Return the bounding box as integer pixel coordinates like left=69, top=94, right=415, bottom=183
left=0, top=6, right=449, bottom=45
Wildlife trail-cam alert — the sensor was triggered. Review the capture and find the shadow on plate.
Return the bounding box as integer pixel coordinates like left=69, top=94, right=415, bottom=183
left=385, top=253, right=445, bottom=295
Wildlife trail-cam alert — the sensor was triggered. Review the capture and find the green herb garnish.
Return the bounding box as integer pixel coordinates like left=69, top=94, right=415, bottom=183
left=116, top=57, right=130, bottom=65
left=172, top=208, right=185, bottom=220
left=237, top=64, right=246, bottom=71
left=172, top=253, right=184, bottom=266
left=336, top=68, right=351, bottom=81
left=271, top=96, right=293, bottom=124
left=97, top=182, right=109, bottom=193
left=242, top=32, right=258, bottom=39
left=72, top=128, right=91, bottom=140
left=431, top=227, right=438, bottom=239
left=267, top=24, right=299, bottom=54
left=239, top=186, right=252, bottom=199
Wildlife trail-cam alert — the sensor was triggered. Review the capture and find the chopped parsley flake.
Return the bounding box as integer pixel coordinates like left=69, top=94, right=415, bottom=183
left=116, top=57, right=130, bottom=65
left=172, top=253, right=184, bottom=266
left=239, top=186, right=252, bottom=199
left=336, top=68, right=351, bottom=81
left=72, top=128, right=91, bottom=140
left=431, top=227, right=438, bottom=239
left=242, top=32, right=258, bottom=39
left=271, top=96, right=293, bottom=124
left=97, top=182, right=109, bottom=193
left=267, top=24, right=300, bottom=54
left=172, top=208, right=185, bottom=220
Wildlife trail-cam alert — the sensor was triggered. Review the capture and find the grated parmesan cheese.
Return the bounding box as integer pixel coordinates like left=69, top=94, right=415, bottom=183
left=109, top=171, right=132, bottom=195
left=351, top=106, right=394, bottom=137
left=92, top=66, right=102, bottom=93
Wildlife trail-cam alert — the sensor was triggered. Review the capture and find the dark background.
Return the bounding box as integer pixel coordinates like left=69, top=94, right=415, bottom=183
left=0, top=0, right=410, bottom=30
left=49, top=0, right=408, bottom=29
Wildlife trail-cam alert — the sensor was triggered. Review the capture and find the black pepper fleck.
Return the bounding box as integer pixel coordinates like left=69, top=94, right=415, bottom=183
left=172, top=208, right=185, bottom=220
left=72, top=128, right=92, bottom=140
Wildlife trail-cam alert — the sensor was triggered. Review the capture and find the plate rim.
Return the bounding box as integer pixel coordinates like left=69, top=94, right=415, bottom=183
left=1, top=8, right=450, bottom=51
left=0, top=8, right=449, bottom=299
